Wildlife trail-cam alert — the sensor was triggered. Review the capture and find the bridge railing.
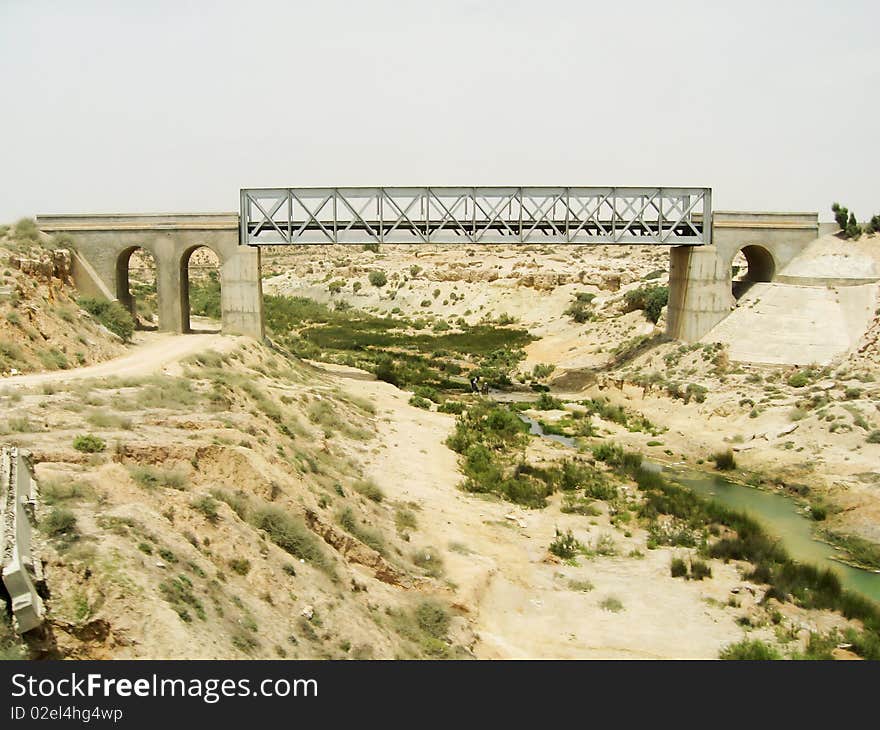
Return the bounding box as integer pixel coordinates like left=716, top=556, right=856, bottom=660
left=240, top=186, right=711, bottom=246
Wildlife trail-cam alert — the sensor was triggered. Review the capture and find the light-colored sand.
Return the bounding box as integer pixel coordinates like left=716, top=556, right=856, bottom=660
left=317, top=360, right=752, bottom=659
left=2, top=330, right=243, bottom=388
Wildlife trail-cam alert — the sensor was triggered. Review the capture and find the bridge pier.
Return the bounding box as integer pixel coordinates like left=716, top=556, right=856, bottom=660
left=666, top=245, right=730, bottom=342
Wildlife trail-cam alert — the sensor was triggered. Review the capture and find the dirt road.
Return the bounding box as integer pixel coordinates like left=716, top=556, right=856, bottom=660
left=1, top=332, right=243, bottom=389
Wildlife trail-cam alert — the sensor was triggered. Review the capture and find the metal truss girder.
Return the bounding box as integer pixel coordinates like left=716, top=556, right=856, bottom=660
left=240, top=187, right=711, bottom=246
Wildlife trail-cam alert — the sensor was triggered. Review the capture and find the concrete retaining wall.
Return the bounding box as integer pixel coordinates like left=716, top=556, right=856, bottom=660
left=1, top=446, right=44, bottom=633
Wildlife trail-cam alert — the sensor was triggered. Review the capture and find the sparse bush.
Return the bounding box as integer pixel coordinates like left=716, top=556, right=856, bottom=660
left=670, top=557, right=688, bottom=578
left=229, top=558, right=251, bottom=575
left=414, top=600, right=450, bottom=639
left=623, top=284, right=668, bottom=323
left=130, top=465, right=187, bottom=490
left=43, top=507, right=77, bottom=537
left=337, top=507, right=386, bottom=555
left=72, top=434, right=106, bottom=453
left=787, top=371, right=809, bottom=388
left=549, top=528, right=581, bottom=559
left=368, top=270, right=387, bottom=288
left=568, top=579, right=594, bottom=592
left=352, top=479, right=384, bottom=502
left=77, top=297, right=135, bottom=341
left=719, top=639, right=781, bottom=660
left=192, top=495, right=220, bottom=524
left=689, top=558, right=712, bottom=580
left=250, top=506, right=334, bottom=576
left=599, top=596, right=624, bottom=613
left=711, top=449, right=736, bottom=471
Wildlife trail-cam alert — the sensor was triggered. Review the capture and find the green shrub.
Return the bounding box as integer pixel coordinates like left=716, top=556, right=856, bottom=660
left=188, top=274, right=221, bottom=318
left=689, top=558, right=712, bottom=580
left=549, top=528, right=581, bottom=559
left=719, top=639, right=782, bottom=660
left=599, top=596, right=624, bottom=613
left=130, top=465, right=187, bottom=490
left=43, top=507, right=77, bottom=537
left=846, top=212, right=862, bottom=240
left=78, top=297, right=135, bottom=341
left=353, top=479, right=384, bottom=502
left=192, top=495, right=220, bottom=523
left=832, top=202, right=849, bottom=231
left=711, top=449, right=736, bottom=471
left=250, top=506, right=334, bottom=576
left=13, top=218, right=40, bottom=242
left=414, top=600, right=450, bottom=639
left=787, top=372, right=809, bottom=388
left=408, top=394, right=432, bottom=410
left=229, top=558, right=251, bottom=575
left=368, top=270, right=387, bottom=287
left=73, top=434, right=106, bottom=453
left=338, top=507, right=386, bottom=555
left=670, top=557, right=688, bottom=578
left=535, top=392, right=564, bottom=410
left=623, top=285, right=668, bottom=323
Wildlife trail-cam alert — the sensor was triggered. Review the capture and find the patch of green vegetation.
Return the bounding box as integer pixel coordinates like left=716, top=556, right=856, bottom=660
left=711, top=449, right=736, bottom=471
left=188, top=272, right=222, bottom=319
left=129, top=465, right=188, bottom=490
left=192, top=495, right=220, bottom=523
left=549, top=529, right=583, bottom=559
left=719, top=639, right=781, bottom=660
left=229, top=558, right=251, bottom=576
left=568, top=578, right=594, bottom=592
left=822, top=532, right=880, bottom=570
left=78, top=297, right=135, bottom=341
left=72, top=434, right=106, bottom=453
left=338, top=507, right=386, bottom=555
left=250, top=505, right=335, bottom=577
left=43, top=507, right=77, bottom=537
left=263, top=295, right=531, bottom=392
left=636, top=466, right=880, bottom=653
left=387, top=600, right=454, bottom=658
left=623, top=284, right=668, bottom=323
left=352, top=479, right=384, bottom=503
left=599, top=596, right=624, bottom=613
left=160, top=574, right=206, bottom=622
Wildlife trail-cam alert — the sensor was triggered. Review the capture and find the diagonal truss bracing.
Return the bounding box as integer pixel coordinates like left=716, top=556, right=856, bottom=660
left=240, top=187, right=711, bottom=246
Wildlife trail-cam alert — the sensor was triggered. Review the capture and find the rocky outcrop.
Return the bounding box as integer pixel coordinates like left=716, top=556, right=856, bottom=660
left=8, top=249, right=72, bottom=284
left=303, top=508, right=407, bottom=586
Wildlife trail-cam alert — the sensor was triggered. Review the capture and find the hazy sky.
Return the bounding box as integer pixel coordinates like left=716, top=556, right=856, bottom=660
left=2, top=0, right=878, bottom=222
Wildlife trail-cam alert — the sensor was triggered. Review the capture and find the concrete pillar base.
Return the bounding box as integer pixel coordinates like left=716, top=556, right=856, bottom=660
left=666, top=245, right=731, bottom=342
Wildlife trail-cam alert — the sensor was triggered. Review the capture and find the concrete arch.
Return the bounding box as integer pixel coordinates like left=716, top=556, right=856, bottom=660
left=115, top=245, right=159, bottom=321
left=666, top=211, right=819, bottom=341
left=178, top=243, right=222, bottom=333
left=729, top=244, right=776, bottom=299
left=35, top=214, right=264, bottom=339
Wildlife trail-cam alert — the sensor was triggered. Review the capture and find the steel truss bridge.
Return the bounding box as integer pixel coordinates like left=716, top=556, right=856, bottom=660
left=240, top=186, right=711, bottom=246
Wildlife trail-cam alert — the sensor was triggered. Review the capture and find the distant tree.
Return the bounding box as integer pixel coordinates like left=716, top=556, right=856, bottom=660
left=846, top=212, right=862, bottom=240
left=831, top=202, right=849, bottom=231
left=865, top=214, right=880, bottom=235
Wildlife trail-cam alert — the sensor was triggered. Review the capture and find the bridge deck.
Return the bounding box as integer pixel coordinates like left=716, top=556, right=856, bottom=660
left=240, top=186, right=712, bottom=246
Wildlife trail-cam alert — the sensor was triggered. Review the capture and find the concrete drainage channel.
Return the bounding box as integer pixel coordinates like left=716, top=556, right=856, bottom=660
left=1, top=445, right=44, bottom=633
